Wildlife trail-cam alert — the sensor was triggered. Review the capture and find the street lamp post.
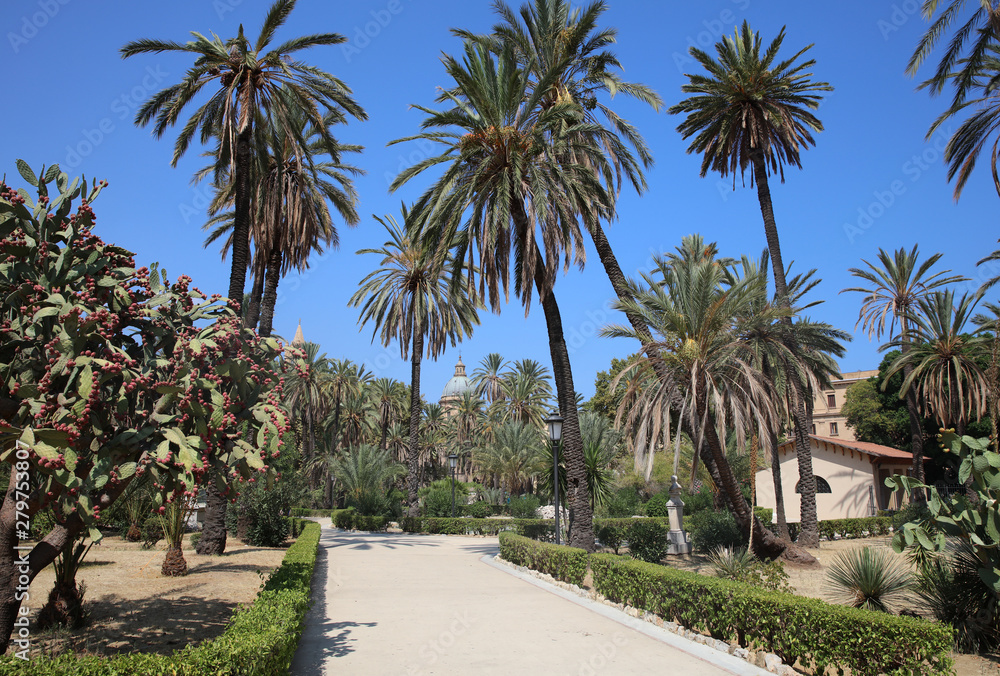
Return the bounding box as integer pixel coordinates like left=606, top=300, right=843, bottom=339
left=544, top=410, right=563, bottom=545
left=448, top=453, right=458, bottom=518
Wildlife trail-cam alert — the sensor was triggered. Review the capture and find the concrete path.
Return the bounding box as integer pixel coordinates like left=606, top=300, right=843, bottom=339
left=290, top=524, right=762, bottom=676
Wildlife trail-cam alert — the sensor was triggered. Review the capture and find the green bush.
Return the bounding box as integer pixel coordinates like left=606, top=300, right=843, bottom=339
left=752, top=506, right=773, bottom=524
left=0, top=521, right=322, bottom=675
left=498, top=532, right=588, bottom=586
left=422, top=487, right=457, bottom=517
left=595, top=519, right=630, bottom=554
left=687, top=510, right=743, bottom=553
left=29, top=508, right=57, bottom=541
left=507, top=494, right=540, bottom=519
left=189, top=532, right=201, bottom=550
left=140, top=515, right=162, bottom=549
left=643, top=490, right=670, bottom=518
left=465, top=501, right=492, bottom=519
left=708, top=546, right=790, bottom=592
left=627, top=519, right=668, bottom=563
left=333, top=510, right=389, bottom=532
left=600, top=487, right=643, bottom=518
left=589, top=553, right=953, bottom=676
left=290, top=507, right=335, bottom=517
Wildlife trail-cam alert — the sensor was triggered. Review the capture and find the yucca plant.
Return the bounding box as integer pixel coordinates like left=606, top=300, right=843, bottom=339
left=825, top=546, right=915, bottom=613
left=709, top=545, right=757, bottom=580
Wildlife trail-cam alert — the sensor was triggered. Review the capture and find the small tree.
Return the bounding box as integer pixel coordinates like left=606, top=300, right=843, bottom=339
left=0, top=162, right=290, bottom=651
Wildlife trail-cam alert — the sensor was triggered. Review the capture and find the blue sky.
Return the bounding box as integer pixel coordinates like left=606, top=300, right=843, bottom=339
left=4, top=0, right=996, bottom=401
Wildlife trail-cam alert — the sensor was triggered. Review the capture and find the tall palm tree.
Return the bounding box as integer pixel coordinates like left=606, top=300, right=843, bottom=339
left=474, top=421, right=545, bottom=494
left=669, top=21, right=832, bottom=547
left=843, top=246, right=967, bottom=493
left=370, top=377, right=406, bottom=452
left=885, top=290, right=988, bottom=436
left=908, top=1, right=1000, bottom=109
left=390, top=42, right=613, bottom=550
left=337, top=390, right=374, bottom=450
left=323, top=359, right=369, bottom=456
left=497, top=371, right=551, bottom=427
left=122, top=0, right=366, bottom=555
left=472, top=353, right=509, bottom=403
left=202, top=107, right=364, bottom=336
left=350, top=208, right=480, bottom=516
left=603, top=236, right=794, bottom=559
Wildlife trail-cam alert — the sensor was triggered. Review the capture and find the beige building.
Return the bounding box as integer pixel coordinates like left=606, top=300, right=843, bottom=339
left=810, top=369, right=878, bottom=442
left=756, top=435, right=913, bottom=522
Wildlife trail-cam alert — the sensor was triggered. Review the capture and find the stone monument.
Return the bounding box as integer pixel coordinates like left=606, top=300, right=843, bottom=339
left=666, top=475, right=692, bottom=555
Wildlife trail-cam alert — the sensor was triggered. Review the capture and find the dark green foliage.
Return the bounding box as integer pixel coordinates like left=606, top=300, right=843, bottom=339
left=140, top=516, right=162, bottom=550
left=507, top=494, right=540, bottom=519
left=752, top=507, right=773, bottom=524
left=334, top=511, right=390, bottom=532
left=0, top=521, right=322, bottom=675
left=627, top=520, right=668, bottom=563
left=599, top=487, right=643, bottom=518
left=189, top=532, right=201, bottom=550
left=29, top=509, right=56, bottom=541
left=768, top=516, right=893, bottom=542
left=589, top=553, right=954, bottom=676
left=825, top=546, right=915, bottom=613
left=643, top=491, right=670, bottom=518
left=422, top=488, right=457, bottom=517
left=400, top=517, right=555, bottom=539
left=464, top=501, right=492, bottom=519
left=498, top=533, right=588, bottom=586
left=687, top=510, right=744, bottom=553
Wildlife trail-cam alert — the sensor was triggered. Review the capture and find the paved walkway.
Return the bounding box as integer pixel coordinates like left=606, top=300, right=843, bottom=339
left=290, top=523, right=763, bottom=676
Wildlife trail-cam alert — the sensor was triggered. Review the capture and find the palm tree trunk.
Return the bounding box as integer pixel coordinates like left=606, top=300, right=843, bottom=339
left=900, top=336, right=926, bottom=502
left=406, top=321, right=425, bottom=517
left=257, top=247, right=283, bottom=338
left=768, top=430, right=791, bottom=541
left=199, top=124, right=255, bottom=557
left=246, top=269, right=264, bottom=330
left=752, top=155, right=820, bottom=548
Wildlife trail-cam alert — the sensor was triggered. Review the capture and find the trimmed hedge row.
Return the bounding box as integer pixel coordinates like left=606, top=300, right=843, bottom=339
left=498, top=533, right=588, bottom=586
left=399, top=517, right=554, bottom=539
left=290, top=507, right=336, bottom=517
left=593, top=518, right=671, bottom=554
left=589, top=553, right=953, bottom=676
left=333, top=511, right=390, bottom=532
left=779, top=516, right=893, bottom=542
left=0, top=520, right=322, bottom=675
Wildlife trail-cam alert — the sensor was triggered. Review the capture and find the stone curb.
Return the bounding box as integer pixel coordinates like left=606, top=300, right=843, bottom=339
left=483, top=555, right=796, bottom=676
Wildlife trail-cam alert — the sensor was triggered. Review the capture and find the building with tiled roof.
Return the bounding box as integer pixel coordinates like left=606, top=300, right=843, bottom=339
left=755, top=435, right=914, bottom=522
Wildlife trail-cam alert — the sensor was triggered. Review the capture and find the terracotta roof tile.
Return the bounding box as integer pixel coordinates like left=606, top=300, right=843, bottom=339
left=780, top=435, right=914, bottom=462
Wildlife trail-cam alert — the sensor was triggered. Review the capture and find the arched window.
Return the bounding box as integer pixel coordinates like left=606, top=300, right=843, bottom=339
left=795, top=476, right=832, bottom=493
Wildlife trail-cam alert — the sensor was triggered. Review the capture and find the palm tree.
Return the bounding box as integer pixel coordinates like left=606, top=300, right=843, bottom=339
left=843, top=246, right=967, bottom=493
left=202, top=107, right=364, bottom=336
left=907, top=1, right=1000, bottom=110
left=324, top=359, right=369, bottom=456
left=474, top=421, right=545, bottom=494
left=472, top=353, right=509, bottom=403
left=603, top=236, right=793, bottom=559
left=370, top=377, right=406, bottom=452
left=122, top=0, right=366, bottom=555
left=390, top=42, right=613, bottom=550
left=885, top=291, right=989, bottom=436
left=350, top=208, right=480, bottom=516
left=337, top=390, right=374, bottom=450
left=669, top=21, right=833, bottom=548
left=331, top=445, right=405, bottom=516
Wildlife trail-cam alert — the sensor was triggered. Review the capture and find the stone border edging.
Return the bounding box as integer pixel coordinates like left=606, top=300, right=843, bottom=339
left=483, top=554, right=793, bottom=676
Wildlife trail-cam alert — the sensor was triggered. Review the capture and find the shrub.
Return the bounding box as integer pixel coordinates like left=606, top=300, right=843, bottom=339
left=498, top=533, right=588, bottom=586
left=465, top=501, right=492, bottom=519
left=752, top=506, right=773, bottom=524
left=0, top=521, right=322, bottom=675
left=189, top=532, right=201, bottom=550
left=595, top=520, right=629, bottom=554
left=600, top=487, right=643, bottom=518
left=241, top=486, right=290, bottom=547
left=399, top=517, right=554, bottom=539
left=627, top=519, right=668, bottom=563
left=589, top=553, right=953, bottom=676
left=687, top=510, right=743, bottom=553
left=140, top=515, right=162, bottom=550
left=709, top=546, right=790, bottom=593
left=29, top=509, right=57, bottom=541
left=507, top=494, right=540, bottom=519
left=422, top=487, right=457, bottom=517
left=643, top=490, right=670, bottom=518
left=825, top=546, right=915, bottom=614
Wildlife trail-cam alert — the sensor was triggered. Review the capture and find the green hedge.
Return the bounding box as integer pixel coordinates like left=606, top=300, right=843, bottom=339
left=777, top=516, right=893, bottom=541
left=498, top=533, right=588, bottom=586
left=589, top=553, right=952, bottom=676
left=333, top=511, right=390, bottom=532
left=399, top=517, right=555, bottom=539
left=289, top=507, right=334, bottom=517
left=593, top=518, right=671, bottom=554
left=0, top=521, right=322, bottom=675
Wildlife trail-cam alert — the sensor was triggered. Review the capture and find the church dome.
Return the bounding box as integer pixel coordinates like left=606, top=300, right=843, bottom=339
left=441, top=356, right=472, bottom=398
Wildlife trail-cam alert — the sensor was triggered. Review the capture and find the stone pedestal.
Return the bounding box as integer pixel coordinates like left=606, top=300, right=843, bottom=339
left=666, top=475, right=692, bottom=555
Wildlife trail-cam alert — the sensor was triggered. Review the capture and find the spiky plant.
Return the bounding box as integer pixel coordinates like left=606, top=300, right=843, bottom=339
left=825, top=546, right=915, bottom=613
